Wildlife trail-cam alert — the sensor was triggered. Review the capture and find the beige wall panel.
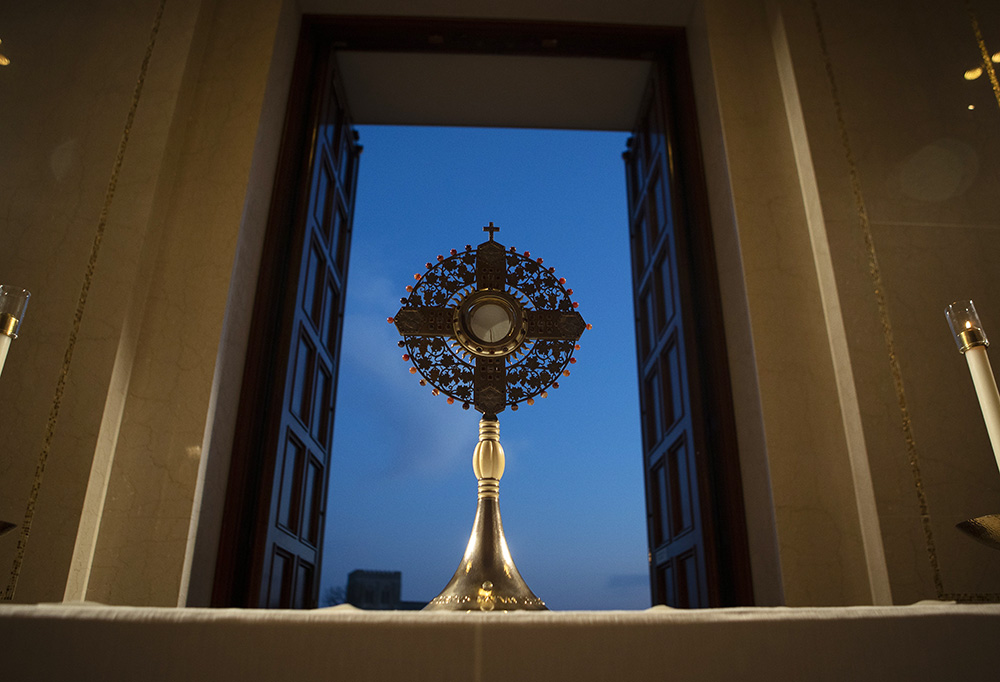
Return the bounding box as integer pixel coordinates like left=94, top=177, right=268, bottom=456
left=687, top=0, right=785, bottom=605
left=778, top=0, right=1000, bottom=602
left=0, top=0, right=196, bottom=604
left=697, top=0, right=875, bottom=605
left=84, top=0, right=287, bottom=605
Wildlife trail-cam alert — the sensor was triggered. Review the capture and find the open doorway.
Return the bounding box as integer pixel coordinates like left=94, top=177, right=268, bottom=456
left=321, top=125, right=647, bottom=610
left=213, top=17, right=751, bottom=610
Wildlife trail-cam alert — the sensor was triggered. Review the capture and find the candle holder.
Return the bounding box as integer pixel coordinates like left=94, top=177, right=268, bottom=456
left=945, top=300, right=989, bottom=352
left=391, top=223, right=587, bottom=610
left=0, top=285, right=30, bottom=378
left=946, top=300, right=1000, bottom=551
left=955, top=515, right=1000, bottom=551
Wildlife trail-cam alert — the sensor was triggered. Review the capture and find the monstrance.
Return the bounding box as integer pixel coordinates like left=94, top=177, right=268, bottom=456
left=389, top=222, right=588, bottom=611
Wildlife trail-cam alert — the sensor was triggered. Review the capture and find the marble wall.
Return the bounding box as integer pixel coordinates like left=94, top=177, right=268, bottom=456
left=776, top=0, right=1000, bottom=602
left=693, top=0, right=879, bottom=606
left=1, top=0, right=996, bottom=608
left=0, top=0, right=208, bottom=604
left=0, top=0, right=291, bottom=605
left=695, top=0, right=1000, bottom=605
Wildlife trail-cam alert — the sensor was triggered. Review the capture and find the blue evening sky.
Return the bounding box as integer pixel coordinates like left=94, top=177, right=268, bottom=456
left=320, top=125, right=649, bottom=610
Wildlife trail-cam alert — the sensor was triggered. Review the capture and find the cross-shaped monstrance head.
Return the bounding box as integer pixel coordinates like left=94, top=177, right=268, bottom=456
left=391, top=227, right=588, bottom=416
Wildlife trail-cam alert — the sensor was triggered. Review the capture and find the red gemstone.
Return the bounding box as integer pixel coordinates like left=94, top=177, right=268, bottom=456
left=572, top=301, right=579, bottom=308
left=566, top=289, right=573, bottom=295
left=569, top=357, right=577, bottom=364
left=451, top=248, right=458, bottom=255
left=432, top=388, right=440, bottom=396
left=552, top=382, right=560, bottom=389
left=447, top=397, right=454, bottom=404
left=574, top=344, right=581, bottom=350
left=405, top=285, right=413, bottom=292
left=437, top=254, right=444, bottom=261
left=402, top=354, right=410, bottom=361
left=548, top=267, right=555, bottom=274
left=524, top=251, right=530, bottom=257
left=409, top=367, right=417, bottom=374
left=463, top=402, right=470, bottom=410
left=419, top=379, right=427, bottom=386
left=414, top=273, right=422, bottom=280
left=387, top=317, right=394, bottom=324
left=586, top=323, right=593, bottom=330
left=425, top=262, right=432, bottom=269
left=536, top=257, right=543, bottom=264
left=558, top=277, right=566, bottom=285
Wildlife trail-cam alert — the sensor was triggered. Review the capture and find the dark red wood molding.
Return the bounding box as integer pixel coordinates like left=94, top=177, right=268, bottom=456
left=304, top=15, right=682, bottom=60
left=659, top=37, right=754, bottom=606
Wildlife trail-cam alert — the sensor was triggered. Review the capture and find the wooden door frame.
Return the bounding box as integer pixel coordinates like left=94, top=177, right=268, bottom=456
left=212, top=22, right=341, bottom=607
left=638, top=53, right=753, bottom=606
left=213, top=15, right=752, bottom=607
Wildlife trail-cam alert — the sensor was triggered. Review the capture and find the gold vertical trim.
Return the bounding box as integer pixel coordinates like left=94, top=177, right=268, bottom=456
left=967, top=0, right=1000, bottom=112
left=2, top=0, right=168, bottom=601
left=810, top=0, right=945, bottom=598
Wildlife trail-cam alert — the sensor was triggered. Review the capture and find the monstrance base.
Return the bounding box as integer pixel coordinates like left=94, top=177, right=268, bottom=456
left=424, top=481, right=546, bottom=612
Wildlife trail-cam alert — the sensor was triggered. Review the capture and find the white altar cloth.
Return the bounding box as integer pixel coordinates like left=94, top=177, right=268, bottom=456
left=2, top=602, right=999, bottom=681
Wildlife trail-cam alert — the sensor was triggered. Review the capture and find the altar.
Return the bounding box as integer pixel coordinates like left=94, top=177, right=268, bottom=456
left=2, top=602, right=999, bottom=680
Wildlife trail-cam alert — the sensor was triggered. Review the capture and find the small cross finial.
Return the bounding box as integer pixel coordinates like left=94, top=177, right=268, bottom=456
left=483, top=222, right=500, bottom=241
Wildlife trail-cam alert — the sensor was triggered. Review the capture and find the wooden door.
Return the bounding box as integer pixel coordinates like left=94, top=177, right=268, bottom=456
left=624, top=54, right=752, bottom=607
left=214, top=31, right=360, bottom=608
left=259, top=54, right=358, bottom=609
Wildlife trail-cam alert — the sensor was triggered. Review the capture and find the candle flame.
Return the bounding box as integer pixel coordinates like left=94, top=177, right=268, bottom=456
left=966, top=321, right=973, bottom=329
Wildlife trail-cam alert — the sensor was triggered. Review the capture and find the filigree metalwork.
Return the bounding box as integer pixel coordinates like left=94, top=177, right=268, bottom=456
left=406, top=336, right=474, bottom=399
left=506, top=253, right=573, bottom=312
left=505, top=340, right=574, bottom=405
left=392, top=223, right=586, bottom=415
left=407, top=250, right=477, bottom=309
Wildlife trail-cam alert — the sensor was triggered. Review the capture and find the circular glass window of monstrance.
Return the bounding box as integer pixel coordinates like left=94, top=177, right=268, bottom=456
left=453, top=290, right=525, bottom=357
left=468, top=301, right=513, bottom=343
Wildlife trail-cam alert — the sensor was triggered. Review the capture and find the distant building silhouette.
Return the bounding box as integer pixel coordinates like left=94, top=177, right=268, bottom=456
left=346, top=570, right=426, bottom=610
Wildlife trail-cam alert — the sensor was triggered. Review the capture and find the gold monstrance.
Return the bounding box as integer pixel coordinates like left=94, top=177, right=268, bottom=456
left=389, top=223, right=588, bottom=611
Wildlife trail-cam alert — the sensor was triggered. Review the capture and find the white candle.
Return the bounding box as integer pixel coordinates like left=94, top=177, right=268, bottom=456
left=946, top=300, right=1000, bottom=477
left=965, top=345, right=1000, bottom=476
left=0, top=332, right=10, bottom=378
